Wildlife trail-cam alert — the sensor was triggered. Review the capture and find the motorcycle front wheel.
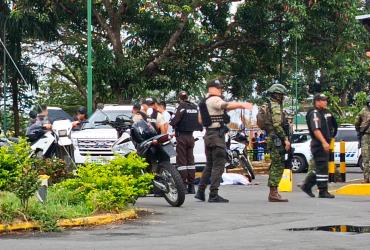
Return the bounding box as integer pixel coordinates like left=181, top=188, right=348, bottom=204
left=240, top=155, right=255, bottom=180
left=157, top=161, right=186, bottom=207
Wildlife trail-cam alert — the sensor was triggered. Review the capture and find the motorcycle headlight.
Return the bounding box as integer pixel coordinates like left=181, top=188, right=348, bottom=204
left=58, top=130, right=68, bottom=137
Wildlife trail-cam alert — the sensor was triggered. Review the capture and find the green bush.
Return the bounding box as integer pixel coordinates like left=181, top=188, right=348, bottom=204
left=0, top=139, right=40, bottom=210
left=0, top=139, right=32, bottom=191
left=57, top=153, right=153, bottom=212
left=36, top=157, right=73, bottom=185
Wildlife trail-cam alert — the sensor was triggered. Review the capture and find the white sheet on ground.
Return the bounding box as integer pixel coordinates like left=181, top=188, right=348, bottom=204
left=221, top=173, right=250, bottom=186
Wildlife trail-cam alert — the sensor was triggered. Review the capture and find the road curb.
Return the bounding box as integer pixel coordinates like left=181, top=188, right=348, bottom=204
left=332, top=184, right=370, bottom=196
left=0, top=208, right=139, bottom=233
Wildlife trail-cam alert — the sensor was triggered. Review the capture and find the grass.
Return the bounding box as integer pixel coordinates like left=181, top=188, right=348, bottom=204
left=0, top=188, right=93, bottom=231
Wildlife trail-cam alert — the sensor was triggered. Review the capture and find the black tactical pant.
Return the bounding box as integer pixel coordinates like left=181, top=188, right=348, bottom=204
left=304, top=146, right=329, bottom=189
left=198, top=129, right=226, bottom=195
left=176, top=132, right=195, bottom=185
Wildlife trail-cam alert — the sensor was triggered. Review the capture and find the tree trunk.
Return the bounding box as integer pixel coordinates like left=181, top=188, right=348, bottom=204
left=340, top=90, right=347, bottom=107
left=11, top=79, right=20, bottom=136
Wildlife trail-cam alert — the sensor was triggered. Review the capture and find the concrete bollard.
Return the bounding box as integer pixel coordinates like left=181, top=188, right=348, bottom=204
left=339, top=140, right=346, bottom=182
left=328, top=138, right=336, bottom=182
left=36, top=175, right=49, bottom=203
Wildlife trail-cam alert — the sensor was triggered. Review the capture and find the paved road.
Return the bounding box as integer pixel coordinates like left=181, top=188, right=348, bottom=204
left=1, top=170, right=370, bottom=250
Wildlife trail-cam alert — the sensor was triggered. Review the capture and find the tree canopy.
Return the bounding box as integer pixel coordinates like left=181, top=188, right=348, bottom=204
left=1, top=0, right=369, bottom=133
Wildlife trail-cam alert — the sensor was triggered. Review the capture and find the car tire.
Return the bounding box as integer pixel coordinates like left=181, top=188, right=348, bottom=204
left=358, top=156, right=364, bottom=171
left=292, top=155, right=307, bottom=173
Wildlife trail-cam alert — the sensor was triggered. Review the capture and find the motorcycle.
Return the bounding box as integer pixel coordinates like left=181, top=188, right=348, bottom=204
left=95, top=116, right=186, bottom=207
left=0, top=130, right=19, bottom=147
left=27, top=119, right=75, bottom=167
left=226, top=131, right=255, bottom=181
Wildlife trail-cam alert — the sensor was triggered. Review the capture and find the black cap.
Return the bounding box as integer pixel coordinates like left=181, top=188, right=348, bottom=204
left=313, top=93, right=328, bottom=101
left=29, top=110, right=37, bottom=119
left=178, top=91, right=188, bottom=101
left=207, top=79, right=224, bottom=89
left=77, top=106, right=87, bottom=114
left=133, top=102, right=141, bottom=110
left=142, top=97, right=156, bottom=105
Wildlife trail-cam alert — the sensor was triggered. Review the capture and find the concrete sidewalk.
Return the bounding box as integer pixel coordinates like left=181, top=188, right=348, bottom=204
left=1, top=171, right=370, bottom=250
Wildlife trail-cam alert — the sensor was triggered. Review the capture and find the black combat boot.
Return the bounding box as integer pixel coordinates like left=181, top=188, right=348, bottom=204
left=188, top=184, right=195, bottom=194
left=208, top=193, right=229, bottom=203
left=194, top=189, right=206, bottom=201
left=318, top=188, right=335, bottom=198
left=301, top=183, right=315, bottom=198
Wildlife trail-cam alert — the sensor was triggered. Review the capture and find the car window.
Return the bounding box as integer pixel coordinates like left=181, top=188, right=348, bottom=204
left=292, top=133, right=311, bottom=143
left=335, top=129, right=358, bottom=142
left=83, top=110, right=132, bottom=129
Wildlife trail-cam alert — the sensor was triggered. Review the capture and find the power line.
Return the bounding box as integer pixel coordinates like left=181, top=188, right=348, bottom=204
left=0, top=37, right=29, bottom=86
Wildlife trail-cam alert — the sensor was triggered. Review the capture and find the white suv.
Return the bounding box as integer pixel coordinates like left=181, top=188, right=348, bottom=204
left=71, top=105, right=133, bottom=164
left=291, top=125, right=362, bottom=173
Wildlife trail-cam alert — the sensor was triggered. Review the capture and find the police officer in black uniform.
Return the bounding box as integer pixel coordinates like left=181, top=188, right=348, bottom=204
left=195, top=79, right=253, bottom=203
left=301, top=93, right=335, bottom=198
left=170, top=91, right=201, bottom=194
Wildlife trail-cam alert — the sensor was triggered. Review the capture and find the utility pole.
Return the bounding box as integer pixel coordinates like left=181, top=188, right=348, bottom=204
left=87, top=0, right=93, bottom=115
left=2, top=18, right=8, bottom=134
left=295, top=37, right=298, bottom=130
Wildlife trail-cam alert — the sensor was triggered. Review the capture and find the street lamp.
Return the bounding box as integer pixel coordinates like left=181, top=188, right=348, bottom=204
left=87, top=0, right=93, bottom=115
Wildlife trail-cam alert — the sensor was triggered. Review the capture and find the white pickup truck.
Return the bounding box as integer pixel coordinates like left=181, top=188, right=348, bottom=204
left=291, top=125, right=363, bottom=173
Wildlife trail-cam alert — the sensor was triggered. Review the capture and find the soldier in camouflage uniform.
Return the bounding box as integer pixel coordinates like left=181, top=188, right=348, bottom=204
left=265, top=84, right=291, bottom=202
left=355, top=95, right=370, bottom=183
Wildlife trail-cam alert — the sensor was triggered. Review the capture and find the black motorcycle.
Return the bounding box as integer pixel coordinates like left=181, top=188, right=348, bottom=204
left=95, top=117, right=186, bottom=207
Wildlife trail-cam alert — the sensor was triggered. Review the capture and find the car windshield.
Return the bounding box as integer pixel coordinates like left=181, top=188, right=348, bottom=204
left=335, top=129, right=358, bottom=142
left=83, top=110, right=132, bottom=129
left=48, top=109, right=73, bottom=123
left=292, top=133, right=311, bottom=143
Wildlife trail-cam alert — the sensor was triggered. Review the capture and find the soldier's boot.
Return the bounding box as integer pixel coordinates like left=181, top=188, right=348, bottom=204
left=268, top=187, right=288, bottom=202
left=187, top=184, right=195, bottom=194
left=301, top=183, right=315, bottom=198
left=318, top=188, right=335, bottom=199
left=208, top=193, right=229, bottom=203
left=194, top=189, right=206, bottom=201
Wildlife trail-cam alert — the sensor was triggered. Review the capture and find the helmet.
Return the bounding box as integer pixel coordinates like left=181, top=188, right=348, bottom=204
left=266, top=84, right=288, bottom=95
left=131, top=120, right=157, bottom=143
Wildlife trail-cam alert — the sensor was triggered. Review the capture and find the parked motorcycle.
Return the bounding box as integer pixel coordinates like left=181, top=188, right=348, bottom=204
left=95, top=116, right=186, bottom=207
left=226, top=131, right=255, bottom=181
left=0, top=129, right=19, bottom=147
left=27, top=119, right=75, bottom=167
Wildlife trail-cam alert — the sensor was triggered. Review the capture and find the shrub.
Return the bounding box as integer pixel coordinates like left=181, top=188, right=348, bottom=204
left=36, top=157, right=73, bottom=185
left=0, top=139, right=40, bottom=210
left=57, top=153, right=153, bottom=212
